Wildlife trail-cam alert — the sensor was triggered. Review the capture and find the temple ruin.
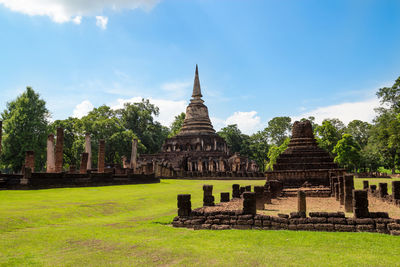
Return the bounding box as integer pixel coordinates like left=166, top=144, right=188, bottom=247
left=137, top=65, right=262, bottom=179
left=265, top=120, right=345, bottom=187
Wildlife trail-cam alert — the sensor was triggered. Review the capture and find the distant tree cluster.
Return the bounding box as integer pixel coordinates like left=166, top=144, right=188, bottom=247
left=1, top=76, right=400, bottom=174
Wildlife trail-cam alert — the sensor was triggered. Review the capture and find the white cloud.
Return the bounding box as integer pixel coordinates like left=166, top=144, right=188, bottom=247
left=73, top=100, right=94, bottom=118
left=95, top=16, right=108, bottom=29
left=211, top=111, right=262, bottom=135
left=0, top=0, right=159, bottom=24
left=72, top=15, right=82, bottom=24
left=110, top=97, right=187, bottom=126
left=293, top=97, right=380, bottom=125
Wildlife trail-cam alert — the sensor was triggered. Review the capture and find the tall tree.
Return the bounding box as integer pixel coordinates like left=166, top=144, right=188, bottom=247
left=266, top=137, right=290, bottom=170
left=333, top=134, right=361, bottom=172
left=168, top=112, right=185, bottom=137
left=265, top=116, right=292, bottom=146
left=314, top=119, right=343, bottom=155
left=117, top=99, right=169, bottom=153
left=248, top=130, right=270, bottom=171
left=218, top=124, right=250, bottom=156
left=1, top=87, right=50, bottom=172
left=345, top=120, right=371, bottom=149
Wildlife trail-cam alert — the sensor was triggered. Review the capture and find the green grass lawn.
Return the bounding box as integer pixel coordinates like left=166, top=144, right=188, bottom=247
left=1, top=179, right=400, bottom=266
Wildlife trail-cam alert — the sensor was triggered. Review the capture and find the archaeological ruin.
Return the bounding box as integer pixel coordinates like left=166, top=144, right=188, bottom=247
left=137, top=65, right=263, bottom=179
left=265, top=120, right=345, bottom=188
left=173, top=179, right=400, bottom=235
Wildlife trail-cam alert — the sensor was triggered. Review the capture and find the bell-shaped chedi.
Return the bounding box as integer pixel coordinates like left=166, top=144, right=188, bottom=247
left=266, top=120, right=345, bottom=187
left=178, top=65, right=216, bottom=136
left=137, top=65, right=260, bottom=177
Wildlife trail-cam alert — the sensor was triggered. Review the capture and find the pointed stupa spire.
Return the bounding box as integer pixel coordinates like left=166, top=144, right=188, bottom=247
left=192, top=64, right=202, bottom=99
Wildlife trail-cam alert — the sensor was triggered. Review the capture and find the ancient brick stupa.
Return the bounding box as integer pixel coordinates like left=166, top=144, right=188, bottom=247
left=265, top=120, right=345, bottom=187
left=137, top=65, right=260, bottom=177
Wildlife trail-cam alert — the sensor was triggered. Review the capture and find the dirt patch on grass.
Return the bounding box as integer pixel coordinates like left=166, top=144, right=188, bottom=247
left=66, top=238, right=120, bottom=252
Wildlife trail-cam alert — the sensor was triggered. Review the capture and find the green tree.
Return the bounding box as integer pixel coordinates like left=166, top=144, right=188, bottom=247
left=376, top=76, right=400, bottom=112
left=345, top=120, right=371, bottom=149
left=1, top=87, right=50, bottom=172
left=117, top=99, right=169, bottom=153
left=314, top=119, right=343, bottom=155
left=333, top=134, right=361, bottom=172
left=168, top=112, right=185, bottom=137
left=217, top=124, right=250, bottom=156
left=265, top=116, right=292, bottom=146
left=248, top=130, right=270, bottom=171
left=266, top=137, right=290, bottom=171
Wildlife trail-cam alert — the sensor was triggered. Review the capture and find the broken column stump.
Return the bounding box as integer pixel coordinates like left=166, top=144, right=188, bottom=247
left=297, top=190, right=306, bottom=213
left=353, top=190, right=369, bottom=218
left=334, top=183, right=339, bottom=201
left=264, top=190, right=272, bottom=204
left=331, top=176, right=338, bottom=197
left=220, top=192, right=230, bottom=202
left=370, top=185, right=377, bottom=193
left=338, top=176, right=344, bottom=205
left=242, top=192, right=256, bottom=215
left=232, top=184, right=240, bottom=198
left=177, top=194, right=191, bottom=216
left=79, top=153, right=89, bottom=174
left=392, top=181, right=400, bottom=200
left=203, top=184, right=215, bottom=206
left=363, top=180, right=369, bottom=190
left=25, top=151, right=35, bottom=172
left=268, top=180, right=283, bottom=198
left=344, top=175, right=354, bottom=212
left=254, top=186, right=265, bottom=210
left=379, top=183, right=388, bottom=198
left=239, top=186, right=245, bottom=195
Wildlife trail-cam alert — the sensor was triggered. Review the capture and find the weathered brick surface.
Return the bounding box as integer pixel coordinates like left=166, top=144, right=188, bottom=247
left=55, top=127, right=64, bottom=173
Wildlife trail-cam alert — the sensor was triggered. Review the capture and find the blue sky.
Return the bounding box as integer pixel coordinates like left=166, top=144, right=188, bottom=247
left=0, top=0, right=399, bottom=134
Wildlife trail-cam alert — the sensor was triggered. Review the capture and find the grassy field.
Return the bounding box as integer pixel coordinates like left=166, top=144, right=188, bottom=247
left=1, top=179, right=400, bottom=266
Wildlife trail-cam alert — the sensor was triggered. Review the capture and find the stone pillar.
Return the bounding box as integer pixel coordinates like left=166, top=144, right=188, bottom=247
left=334, top=183, right=339, bottom=201
left=265, top=190, right=272, bottom=204
left=130, top=138, right=138, bottom=170
left=363, top=180, right=369, bottom=190
left=370, top=185, right=377, bottom=193
left=232, top=184, right=240, bottom=198
left=245, top=185, right=251, bottom=192
left=254, top=186, right=265, bottom=210
left=219, top=158, right=225, bottom=172
left=392, top=181, right=400, bottom=200
left=55, top=127, right=64, bottom=173
left=242, top=192, right=256, bottom=215
left=344, top=175, right=354, bottom=212
left=79, top=153, right=89, bottom=174
left=98, top=139, right=105, bottom=173
left=331, top=176, right=338, bottom=197
left=268, top=180, right=283, bottom=198
left=220, top=192, right=230, bottom=202
left=25, top=151, right=35, bottom=172
left=239, top=186, right=245, bottom=195
left=338, top=176, right=344, bottom=205
left=208, top=158, right=214, bottom=172
left=353, top=190, right=369, bottom=218
left=297, top=190, right=306, bottom=213
left=198, top=158, right=203, bottom=172
left=85, top=133, right=92, bottom=170
left=177, top=194, right=191, bottom=216
left=379, top=183, right=388, bottom=198
left=203, top=185, right=214, bottom=206
left=46, top=134, right=55, bottom=173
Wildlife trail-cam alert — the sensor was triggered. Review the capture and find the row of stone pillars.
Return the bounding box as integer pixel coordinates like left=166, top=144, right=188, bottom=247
left=24, top=127, right=138, bottom=174
left=331, top=174, right=355, bottom=212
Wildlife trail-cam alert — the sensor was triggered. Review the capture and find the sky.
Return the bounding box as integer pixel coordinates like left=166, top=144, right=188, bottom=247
left=0, top=0, right=399, bottom=134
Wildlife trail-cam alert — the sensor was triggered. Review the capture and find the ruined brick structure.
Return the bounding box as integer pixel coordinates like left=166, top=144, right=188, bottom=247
left=265, top=120, right=345, bottom=187
left=138, top=65, right=261, bottom=178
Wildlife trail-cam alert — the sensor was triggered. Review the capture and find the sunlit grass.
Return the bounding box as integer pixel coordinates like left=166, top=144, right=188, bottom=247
left=0, top=179, right=400, bottom=266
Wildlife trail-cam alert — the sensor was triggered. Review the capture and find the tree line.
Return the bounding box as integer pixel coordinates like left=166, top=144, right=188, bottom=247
left=1, top=76, right=399, bottom=173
